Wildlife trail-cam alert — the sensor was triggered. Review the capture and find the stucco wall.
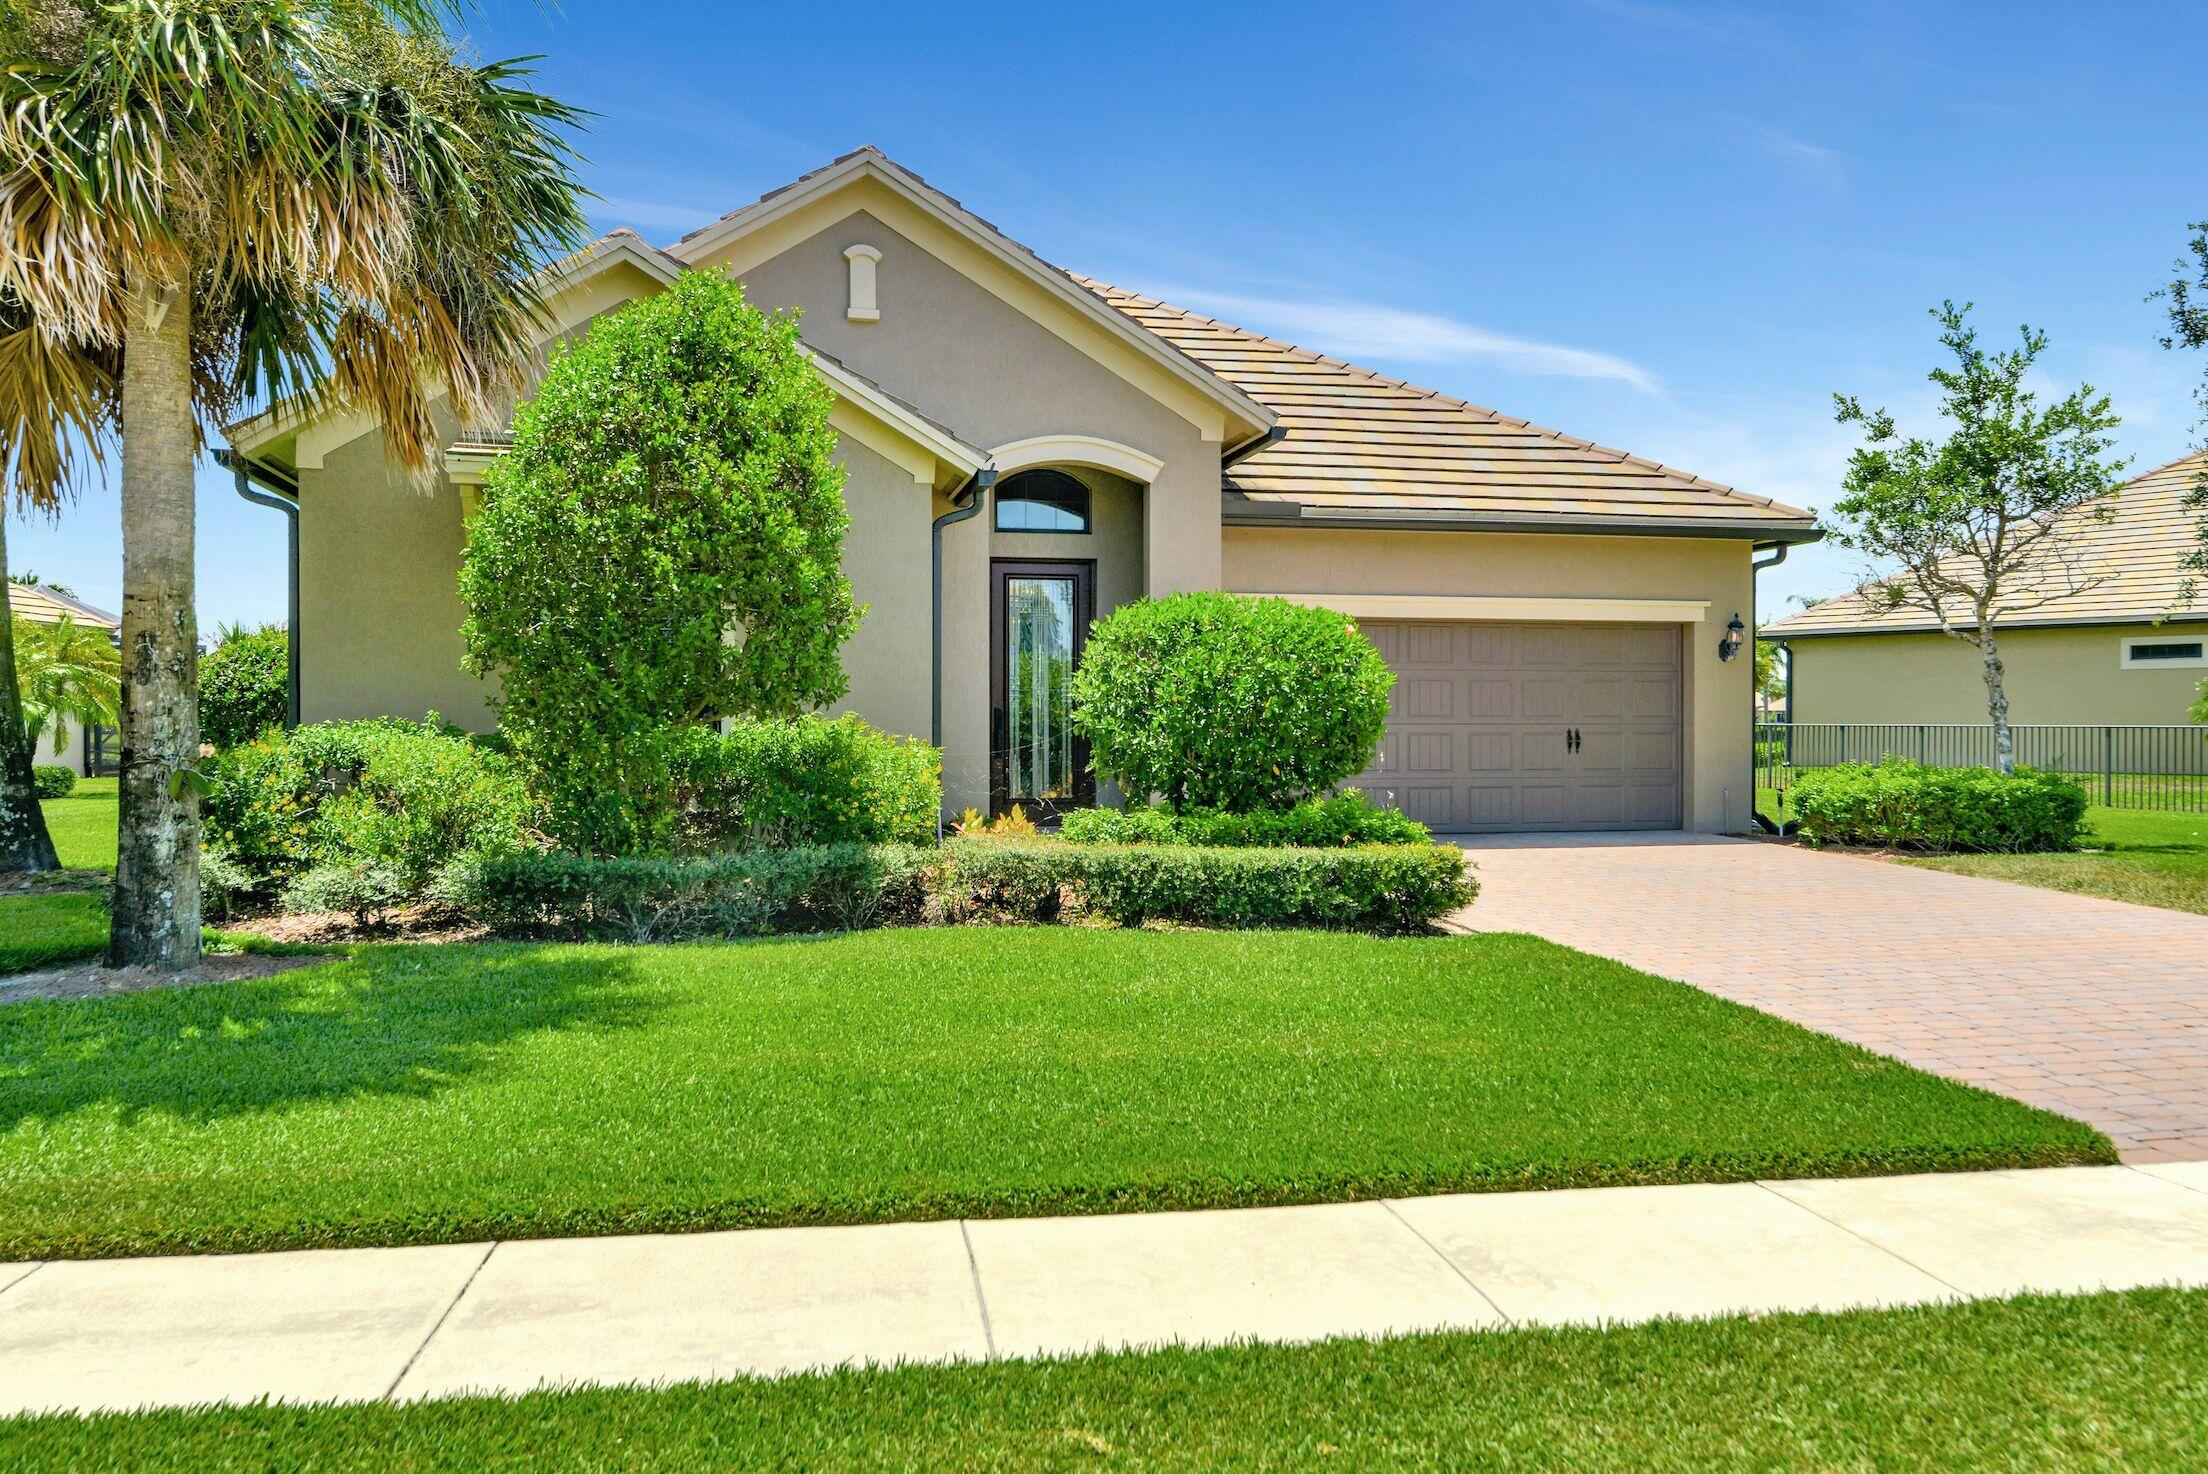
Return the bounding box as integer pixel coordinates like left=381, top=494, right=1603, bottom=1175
left=1224, top=526, right=1761, bottom=833
left=299, top=417, right=487, bottom=728
left=727, top=211, right=1214, bottom=810
left=300, top=429, right=936, bottom=740
left=1788, top=623, right=2208, bottom=727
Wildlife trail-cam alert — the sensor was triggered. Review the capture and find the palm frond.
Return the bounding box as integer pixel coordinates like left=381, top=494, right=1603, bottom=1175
left=0, top=292, right=117, bottom=511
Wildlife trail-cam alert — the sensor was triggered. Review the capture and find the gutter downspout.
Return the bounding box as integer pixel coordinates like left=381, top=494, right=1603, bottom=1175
left=1749, top=541, right=1789, bottom=834
left=218, top=449, right=302, bottom=730
left=931, top=467, right=997, bottom=835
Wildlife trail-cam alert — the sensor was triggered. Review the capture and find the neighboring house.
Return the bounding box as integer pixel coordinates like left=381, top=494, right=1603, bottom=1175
left=1768, top=454, right=2207, bottom=727
left=221, top=147, right=1819, bottom=834
left=7, top=580, right=121, bottom=776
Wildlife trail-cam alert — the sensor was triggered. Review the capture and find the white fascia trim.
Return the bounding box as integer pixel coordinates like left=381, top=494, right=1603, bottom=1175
left=990, top=434, right=1163, bottom=483
left=809, top=351, right=986, bottom=481
left=1271, top=593, right=1711, bottom=624
left=668, top=152, right=1275, bottom=436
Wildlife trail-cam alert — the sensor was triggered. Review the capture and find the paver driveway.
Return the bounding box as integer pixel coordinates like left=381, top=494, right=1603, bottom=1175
left=1448, top=833, right=2208, bottom=1163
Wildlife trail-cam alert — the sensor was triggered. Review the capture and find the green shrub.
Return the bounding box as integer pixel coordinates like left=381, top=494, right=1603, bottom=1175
left=1071, top=592, right=1393, bottom=811
left=31, top=764, right=75, bottom=799
left=197, top=623, right=289, bottom=748
left=459, top=271, right=860, bottom=855
left=938, top=841, right=1475, bottom=933
left=1791, top=760, right=2088, bottom=853
left=1060, top=792, right=1429, bottom=847
left=203, top=717, right=537, bottom=903
left=443, top=844, right=935, bottom=942
left=669, top=717, right=940, bottom=851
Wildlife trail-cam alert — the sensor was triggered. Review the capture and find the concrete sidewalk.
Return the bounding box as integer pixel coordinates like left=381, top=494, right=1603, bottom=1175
left=3, top=1163, right=2206, bottom=1417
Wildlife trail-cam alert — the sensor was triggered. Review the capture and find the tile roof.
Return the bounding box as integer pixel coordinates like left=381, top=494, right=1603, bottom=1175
left=7, top=582, right=118, bottom=629
left=1765, top=452, right=2208, bottom=636
left=1075, top=279, right=1817, bottom=534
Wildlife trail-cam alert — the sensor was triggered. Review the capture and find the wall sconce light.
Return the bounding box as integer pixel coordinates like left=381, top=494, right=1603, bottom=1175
left=1718, top=613, right=1746, bottom=663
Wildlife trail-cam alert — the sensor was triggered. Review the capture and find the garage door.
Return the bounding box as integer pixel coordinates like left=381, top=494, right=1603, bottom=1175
left=1347, top=621, right=1682, bottom=833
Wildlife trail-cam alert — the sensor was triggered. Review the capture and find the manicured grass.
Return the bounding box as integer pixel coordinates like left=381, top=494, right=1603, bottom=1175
left=1758, top=786, right=2208, bottom=916
left=1908, top=807, right=2208, bottom=916
left=36, top=775, right=116, bottom=872
left=0, top=928, right=2109, bottom=1260
left=5, top=1288, right=2203, bottom=1470
left=0, top=893, right=109, bottom=974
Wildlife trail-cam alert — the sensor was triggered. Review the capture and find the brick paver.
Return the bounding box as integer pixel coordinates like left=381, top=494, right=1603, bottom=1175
left=1448, top=833, right=2208, bottom=1162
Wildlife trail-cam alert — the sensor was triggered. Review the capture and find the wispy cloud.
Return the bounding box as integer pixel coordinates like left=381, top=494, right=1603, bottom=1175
left=1146, top=286, right=1661, bottom=392
left=588, top=194, right=720, bottom=234
left=1750, top=126, right=1846, bottom=178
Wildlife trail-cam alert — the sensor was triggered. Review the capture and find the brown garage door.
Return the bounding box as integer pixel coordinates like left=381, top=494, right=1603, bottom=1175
left=1347, top=621, right=1682, bottom=833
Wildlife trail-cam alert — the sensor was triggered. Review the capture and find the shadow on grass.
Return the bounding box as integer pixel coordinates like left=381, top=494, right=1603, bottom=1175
left=0, top=943, right=655, bottom=1131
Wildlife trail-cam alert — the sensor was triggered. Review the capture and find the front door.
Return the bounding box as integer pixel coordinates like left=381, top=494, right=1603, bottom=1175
left=990, top=559, right=1095, bottom=819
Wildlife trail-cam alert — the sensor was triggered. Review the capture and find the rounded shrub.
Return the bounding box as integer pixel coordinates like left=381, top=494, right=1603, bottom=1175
left=1070, top=592, right=1392, bottom=811
left=32, top=764, right=76, bottom=799
left=1791, top=759, right=2088, bottom=853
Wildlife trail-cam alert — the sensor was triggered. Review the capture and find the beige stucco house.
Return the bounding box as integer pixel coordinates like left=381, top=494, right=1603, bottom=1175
left=7, top=580, right=120, bottom=776
left=222, top=148, right=1818, bottom=834
left=1768, top=454, right=2207, bottom=727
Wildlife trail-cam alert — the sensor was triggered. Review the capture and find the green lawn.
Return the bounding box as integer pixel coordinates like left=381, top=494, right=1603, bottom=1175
left=1759, top=785, right=2208, bottom=916
left=1907, top=807, right=2208, bottom=915
left=0, top=892, right=109, bottom=974
left=0, top=928, right=2109, bottom=1260
left=4, top=1288, right=2201, bottom=1471
left=37, top=775, right=116, bottom=871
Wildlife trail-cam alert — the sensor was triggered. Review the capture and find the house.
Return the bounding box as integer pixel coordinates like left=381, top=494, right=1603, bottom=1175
left=7, top=580, right=120, bottom=776
left=221, top=148, right=1819, bottom=834
left=1767, top=453, right=2207, bottom=727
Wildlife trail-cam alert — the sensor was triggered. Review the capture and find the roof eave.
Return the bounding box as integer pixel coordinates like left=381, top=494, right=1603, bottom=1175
left=1222, top=500, right=1825, bottom=543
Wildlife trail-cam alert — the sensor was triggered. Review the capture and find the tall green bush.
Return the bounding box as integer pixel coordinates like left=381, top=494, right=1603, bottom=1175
left=198, top=623, right=289, bottom=748
left=1791, top=760, right=2087, bottom=853
left=459, top=271, right=860, bottom=854
left=1071, top=592, right=1393, bottom=811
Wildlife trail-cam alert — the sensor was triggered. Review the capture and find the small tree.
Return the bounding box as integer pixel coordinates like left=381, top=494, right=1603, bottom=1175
left=1071, top=592, right=1393, bottom=811
left=14, top=613, right=120, bottom=755
left=2155, top=220, right=2208, bottom=721
left=199, top=623, right=290, bottom=747
left=1828, top=303, right=2127, bottom=773
left=460, top=271, right=860, bottom=853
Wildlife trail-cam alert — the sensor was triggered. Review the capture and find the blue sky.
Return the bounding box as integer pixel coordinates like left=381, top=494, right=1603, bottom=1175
left=12, top=0, right=2206, bottom=625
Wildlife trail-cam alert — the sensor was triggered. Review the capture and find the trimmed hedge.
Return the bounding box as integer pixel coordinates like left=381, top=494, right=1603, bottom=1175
left=939, top=840, right=1473, bottom=933
left=32, top=764, right=75, bottom=799
left=1059, top=793, right=1430, bottom=847
left=445, top=840, right=1476, bottom=939
left=1791, top=760, right=2089, bottom=853
left=440, top=845, right=934, bottom=942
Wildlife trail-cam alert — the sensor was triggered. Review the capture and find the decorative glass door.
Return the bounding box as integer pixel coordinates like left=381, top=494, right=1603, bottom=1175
left=991, top=559, right=1095, bottom=818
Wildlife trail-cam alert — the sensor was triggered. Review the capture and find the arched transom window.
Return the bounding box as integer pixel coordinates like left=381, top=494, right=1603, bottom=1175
left=993, top=468, right=1092, bottom=533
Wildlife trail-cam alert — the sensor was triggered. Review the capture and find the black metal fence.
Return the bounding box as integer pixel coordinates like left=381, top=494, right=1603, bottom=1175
left=1756, top=721, right=2208, bottom=814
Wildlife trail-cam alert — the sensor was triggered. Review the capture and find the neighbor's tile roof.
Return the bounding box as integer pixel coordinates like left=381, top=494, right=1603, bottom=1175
left=7, top=582, right=118, bottom=629
left=1765, top=453, right=2208, bottom=636
left=1076, top=279, right=1816, bottom=532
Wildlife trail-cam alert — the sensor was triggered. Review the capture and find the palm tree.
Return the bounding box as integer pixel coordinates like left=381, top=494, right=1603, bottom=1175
left=0, top=0, right=585, bottom=964
left=15, top=612, right=122, bottom=755
left=1, top=527, right=63, bottom=871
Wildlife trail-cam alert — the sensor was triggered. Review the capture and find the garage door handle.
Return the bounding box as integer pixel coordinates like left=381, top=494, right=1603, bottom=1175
left=1566, top=727, right=1581, bottom=753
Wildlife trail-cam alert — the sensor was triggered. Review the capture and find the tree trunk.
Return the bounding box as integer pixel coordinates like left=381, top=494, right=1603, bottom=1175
left=0, top=512, right=62, bottom=872
left=1977, top=628, right=2016, bottom=776
left=111, top=280, right=201, bottom=968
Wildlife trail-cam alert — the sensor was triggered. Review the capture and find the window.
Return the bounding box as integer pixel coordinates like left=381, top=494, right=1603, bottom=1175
left=994, top=469, right=1091, bottom=533
left=2120, top=636, right=2208, bottom=669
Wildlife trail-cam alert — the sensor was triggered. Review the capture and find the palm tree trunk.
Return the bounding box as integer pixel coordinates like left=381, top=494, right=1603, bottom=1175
left=1977, top=628, right=2016, bottom=776
left=111, top=281, right=201, bottom=968
left=0, top=512, right=62, bottom=872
